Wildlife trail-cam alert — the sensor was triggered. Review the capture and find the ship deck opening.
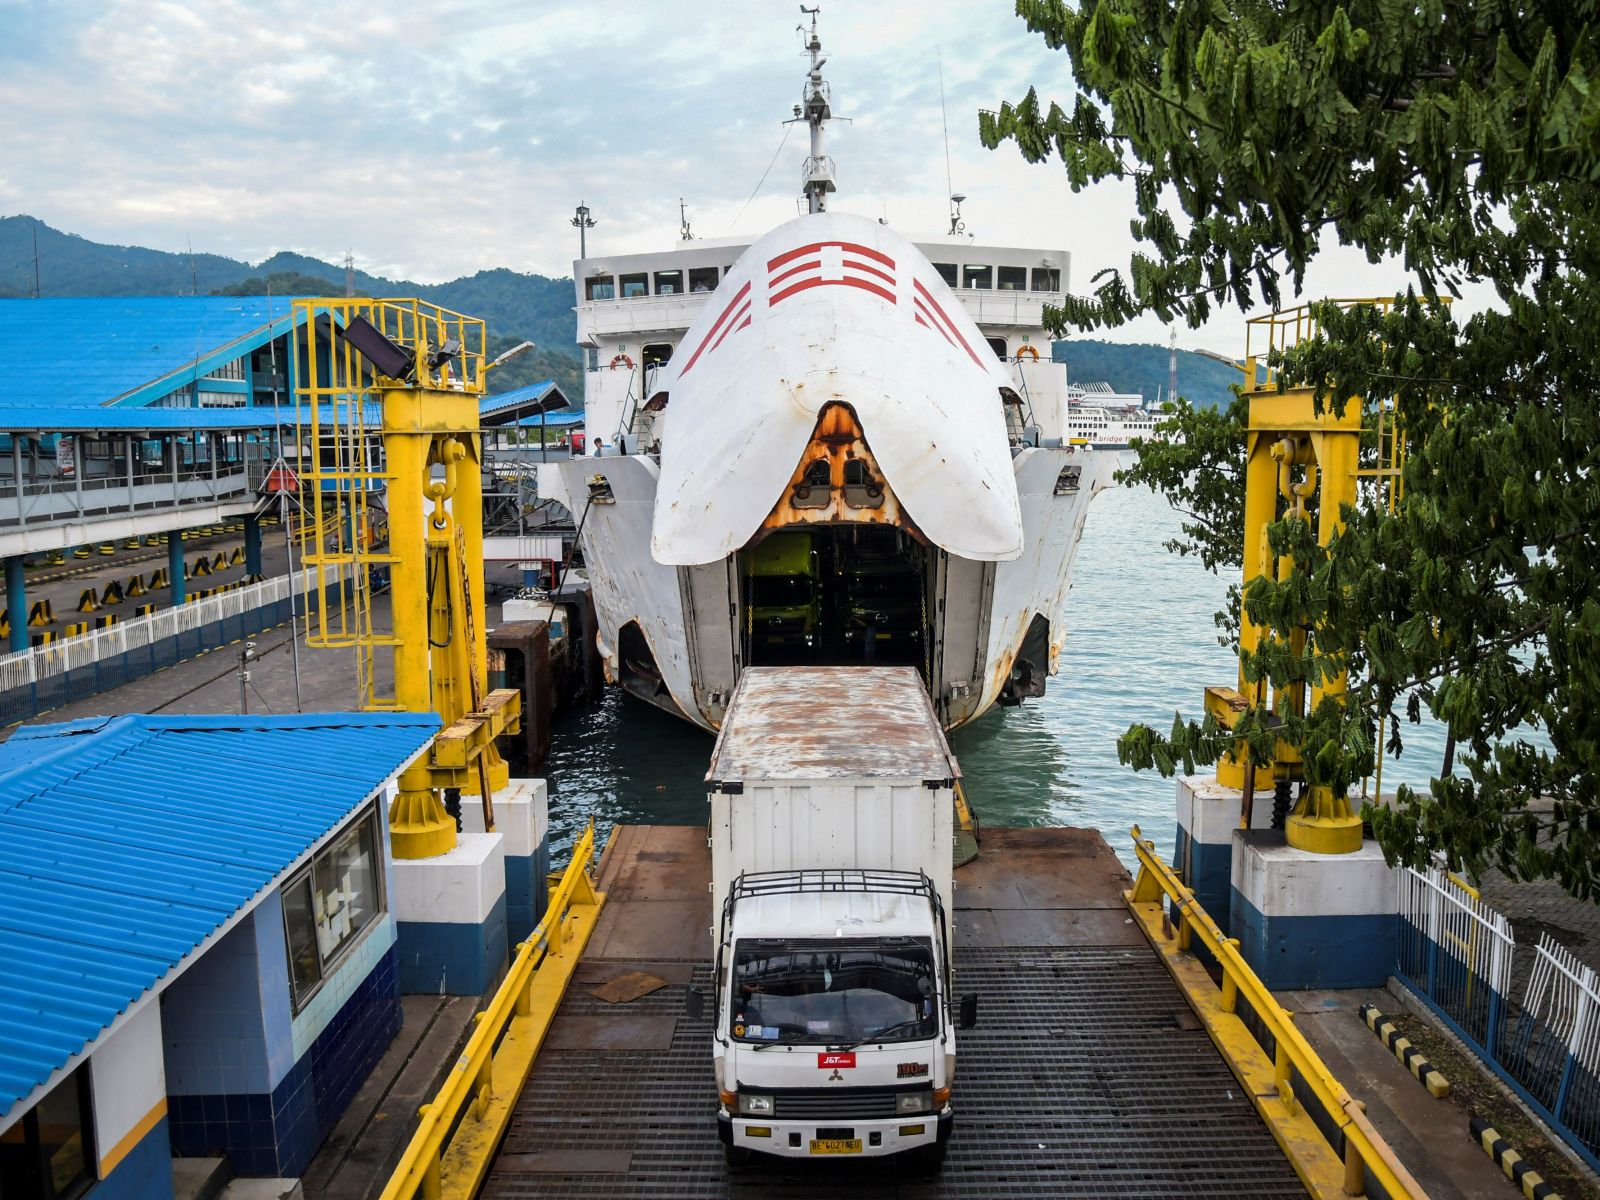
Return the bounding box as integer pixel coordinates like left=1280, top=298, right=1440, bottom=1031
left=738, top=526, right=930, bottom=676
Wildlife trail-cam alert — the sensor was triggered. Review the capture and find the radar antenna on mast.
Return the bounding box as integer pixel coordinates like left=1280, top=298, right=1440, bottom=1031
left=792, top=6, right=839, bottom=214
left=679, top=198, right=695, bottom=241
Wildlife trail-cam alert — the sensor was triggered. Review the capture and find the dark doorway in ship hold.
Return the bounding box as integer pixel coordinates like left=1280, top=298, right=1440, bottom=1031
left=738, top=525, right=931, bottom=675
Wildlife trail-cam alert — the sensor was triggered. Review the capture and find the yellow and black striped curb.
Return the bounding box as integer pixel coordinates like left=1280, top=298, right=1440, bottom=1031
left=1358, top=1003, right=1450, bottom=1098
left=1470, top=1114, right=1563, bottom=1199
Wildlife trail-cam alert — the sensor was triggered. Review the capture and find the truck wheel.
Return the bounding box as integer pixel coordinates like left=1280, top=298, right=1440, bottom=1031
left=723, top=1144, right=752, bottom=1167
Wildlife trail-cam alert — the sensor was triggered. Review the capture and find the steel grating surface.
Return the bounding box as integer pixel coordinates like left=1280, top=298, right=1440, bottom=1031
left=484, top=946, right=1306, bottom=1198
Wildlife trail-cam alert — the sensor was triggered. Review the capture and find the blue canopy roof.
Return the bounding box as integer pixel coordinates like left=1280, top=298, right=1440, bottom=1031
left=0, top=297, right=313, bottom=409
left=480, top=380, right=573, bottom=424
left=0, top=711, right=439, bottom=1116
left=0, top=402, right=382, bottom=434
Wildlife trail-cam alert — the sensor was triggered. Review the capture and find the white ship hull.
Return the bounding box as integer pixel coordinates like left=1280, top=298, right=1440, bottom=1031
left=541, top=212, right=1116, bottom=732
left=542, top=444, right=1113, bottom=731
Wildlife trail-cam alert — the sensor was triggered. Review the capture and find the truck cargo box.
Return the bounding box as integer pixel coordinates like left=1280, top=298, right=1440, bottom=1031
left=706, top=666, right=957, bottom=938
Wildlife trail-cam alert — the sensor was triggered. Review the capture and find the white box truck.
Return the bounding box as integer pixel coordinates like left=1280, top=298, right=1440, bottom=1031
left=688, top=666, right=977, bottom=1170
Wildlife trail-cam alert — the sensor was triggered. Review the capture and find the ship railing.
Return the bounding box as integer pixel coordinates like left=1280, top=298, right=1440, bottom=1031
left=1126, top=826, right=1427, bottom=1199
left=380, top=821, right=607, bottom=1200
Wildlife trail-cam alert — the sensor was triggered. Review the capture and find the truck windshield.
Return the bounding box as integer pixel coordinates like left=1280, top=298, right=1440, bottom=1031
left=749, top=575, right=812, bottom=605
left=730, top=939, right=938, bottom=1045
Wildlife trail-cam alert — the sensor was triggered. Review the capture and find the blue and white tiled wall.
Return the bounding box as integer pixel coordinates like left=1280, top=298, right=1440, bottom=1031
left=164, top=894, right=401, bottom=1176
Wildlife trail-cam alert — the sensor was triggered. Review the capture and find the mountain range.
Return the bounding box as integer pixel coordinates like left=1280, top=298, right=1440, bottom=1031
left=0, top=215, right=1242, bottom=409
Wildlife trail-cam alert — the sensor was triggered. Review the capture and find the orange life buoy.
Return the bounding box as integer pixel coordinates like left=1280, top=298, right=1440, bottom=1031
left=609, top=353, right=635, bottom=371
left=1015, top=344, right=1040, bottom=361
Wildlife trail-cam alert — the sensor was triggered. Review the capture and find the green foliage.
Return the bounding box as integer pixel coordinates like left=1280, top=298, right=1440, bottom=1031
left=987, top=2, right=1600, bottom=900
left=212, top=270, right=339, bottom=296
left=1053, top=338, right=1243, bottom=408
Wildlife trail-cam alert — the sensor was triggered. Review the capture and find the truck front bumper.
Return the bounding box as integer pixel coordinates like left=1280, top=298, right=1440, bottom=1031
left=717, top=1108, right=952, bottom=1159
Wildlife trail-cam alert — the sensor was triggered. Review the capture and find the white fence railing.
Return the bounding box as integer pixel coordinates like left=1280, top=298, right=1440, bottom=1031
left=1398, top=866, right=1516, bottom=1009
left=1398, top=865, right=1600, bottom=1166
left=0, top=574, right=304, bottom=693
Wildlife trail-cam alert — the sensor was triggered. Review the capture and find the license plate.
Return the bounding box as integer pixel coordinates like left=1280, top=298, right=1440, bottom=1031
left=809, top=1138, right=862, bottom=1155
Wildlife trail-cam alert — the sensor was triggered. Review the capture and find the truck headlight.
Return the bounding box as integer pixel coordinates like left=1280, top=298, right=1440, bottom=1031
left=896, top=1091, right=933, bottom=1115
left=738, top=1093, right=774, bottom=1116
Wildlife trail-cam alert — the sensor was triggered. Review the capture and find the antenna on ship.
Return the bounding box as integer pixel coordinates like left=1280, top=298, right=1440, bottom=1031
left=794, top=6, right=837, bottom=214
left=679, top=198, right=695, bottom=241
left=1168, top=327, right=1178, bottom=410
left=938, top=51, right=969, bottom=238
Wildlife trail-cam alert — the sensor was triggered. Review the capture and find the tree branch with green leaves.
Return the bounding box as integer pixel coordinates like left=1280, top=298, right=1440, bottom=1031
left=984, top=1, right=1600, bottom=901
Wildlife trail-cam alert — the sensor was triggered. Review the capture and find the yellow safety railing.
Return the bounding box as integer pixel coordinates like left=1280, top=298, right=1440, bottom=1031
left=1126, top=827, right=1429, bottom=1200
left=380, top=822, right=606, bottom=1200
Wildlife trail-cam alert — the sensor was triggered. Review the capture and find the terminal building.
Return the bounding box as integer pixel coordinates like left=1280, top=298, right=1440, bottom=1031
left=0, top=298, right=318, bottom=654
left=0, top=712, right=440, bottom=1198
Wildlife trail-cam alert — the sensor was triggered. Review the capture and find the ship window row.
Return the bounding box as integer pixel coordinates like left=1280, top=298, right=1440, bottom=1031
left=586, top=265, right=726, bottom=301
left=932, top=263, right=1060, bottom=292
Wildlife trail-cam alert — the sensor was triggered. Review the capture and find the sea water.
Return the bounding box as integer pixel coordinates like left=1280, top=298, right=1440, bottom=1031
left=540, top=480, right=1456, bottom=866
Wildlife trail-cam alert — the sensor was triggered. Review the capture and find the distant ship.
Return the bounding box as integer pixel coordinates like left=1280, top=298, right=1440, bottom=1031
left=1065, top=381, right=1169, bottom=449
left=538, top=12, right=1117, bottom=732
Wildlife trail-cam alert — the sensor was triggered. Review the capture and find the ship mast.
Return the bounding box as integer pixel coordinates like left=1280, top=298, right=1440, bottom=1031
left=797, top=6, right=836, bottom=214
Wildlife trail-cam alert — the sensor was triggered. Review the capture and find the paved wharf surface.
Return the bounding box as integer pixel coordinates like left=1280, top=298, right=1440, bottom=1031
left=481, top=824, right=1306, bottom=1199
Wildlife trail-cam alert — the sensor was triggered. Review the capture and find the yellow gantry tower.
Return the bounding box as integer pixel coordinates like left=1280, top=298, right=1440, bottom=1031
left=293, top=299, right=520, bottom=858
left=1206, top=299, right=1413, bottom=855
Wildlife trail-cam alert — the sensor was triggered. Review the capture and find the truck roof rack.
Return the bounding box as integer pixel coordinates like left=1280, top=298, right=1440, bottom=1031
left=729, top=868, right=936, bottom=902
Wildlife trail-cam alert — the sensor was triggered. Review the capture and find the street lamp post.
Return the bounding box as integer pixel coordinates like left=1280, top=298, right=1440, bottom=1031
left=571, top=203, right=596, bottom=258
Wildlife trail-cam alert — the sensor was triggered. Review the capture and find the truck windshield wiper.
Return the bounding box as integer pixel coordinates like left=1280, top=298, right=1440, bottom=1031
left=749, top=1031, right=811, bottom=1051
left=832, top=1018, right=930, bottom=1052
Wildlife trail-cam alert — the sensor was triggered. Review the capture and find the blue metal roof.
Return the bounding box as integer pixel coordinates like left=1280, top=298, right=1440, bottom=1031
left=511, top=411, right=585, bottom=428
left=0, top=401, right=382, bottom=434
left=481, top=381, right=572, bottom=423
left=0, top=297, right=313, bottom=409
left=0, top=711, right=439, bottom=1116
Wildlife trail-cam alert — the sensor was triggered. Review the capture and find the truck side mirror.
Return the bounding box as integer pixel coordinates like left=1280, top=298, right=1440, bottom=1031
left=958, top=993, right=978, bottom=1030
left=686, top=986, right=705, bottom=1021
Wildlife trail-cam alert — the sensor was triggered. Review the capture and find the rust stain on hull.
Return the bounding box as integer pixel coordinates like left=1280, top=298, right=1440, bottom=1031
left=757, top=402, right=928, bottom=542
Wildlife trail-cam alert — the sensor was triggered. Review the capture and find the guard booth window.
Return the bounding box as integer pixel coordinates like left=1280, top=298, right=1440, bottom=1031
left=654, top=269, right=684, bottom=295
left=282, top=808, right=385, bottom=1013
left=932, top=263, right=958, bottom=287
left=0, top=1064, right=94, bottom=1200
left=585, top=275, right=615, bottom=301
left=997, top=266, right=1027, bottom=291
left=963, top=264, right=993, bottom=289
left=1031, top=267, right=1061, bottom=292
left=689, top=266, right=720, bottom=292
left=619, top=273, right=648, bottom=298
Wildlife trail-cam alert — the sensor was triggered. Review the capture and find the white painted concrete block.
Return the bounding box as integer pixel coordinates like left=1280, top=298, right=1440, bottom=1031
left=1176, top=775, right=1270, bottom=844
left=392, top=833, right=505, bottom=924
left=460, top=778, right=548, bottom=857
left=91, top=1000, right=165, bottom=1164
left=1232, top=835, right=1398, bottom=919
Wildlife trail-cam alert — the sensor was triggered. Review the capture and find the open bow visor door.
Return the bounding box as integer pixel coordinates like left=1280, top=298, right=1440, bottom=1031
left=649, top=212, right=1025, bottom=568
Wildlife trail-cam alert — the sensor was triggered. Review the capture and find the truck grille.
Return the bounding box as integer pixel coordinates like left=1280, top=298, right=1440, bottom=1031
left=758, top=1084, right=921, bottom=1120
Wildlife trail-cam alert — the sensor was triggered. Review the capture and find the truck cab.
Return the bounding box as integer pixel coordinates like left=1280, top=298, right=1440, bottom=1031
left=742, top=530, right=819, bottom=653
left=703, top=869, right=973, bottom=1169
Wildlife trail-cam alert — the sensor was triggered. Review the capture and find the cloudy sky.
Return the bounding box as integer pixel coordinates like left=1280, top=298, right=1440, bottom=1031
left=0, top=0, right=1490, bottom=353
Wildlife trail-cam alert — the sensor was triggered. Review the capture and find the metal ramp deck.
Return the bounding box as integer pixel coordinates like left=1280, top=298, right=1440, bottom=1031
left=480, top=825, right=1305, bottom=1199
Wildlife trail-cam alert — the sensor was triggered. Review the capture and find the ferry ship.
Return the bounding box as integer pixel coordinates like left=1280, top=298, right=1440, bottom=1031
left=538, top=13, right=1117, bottom=732
left=1065, top=381, right=1166, bottom=449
